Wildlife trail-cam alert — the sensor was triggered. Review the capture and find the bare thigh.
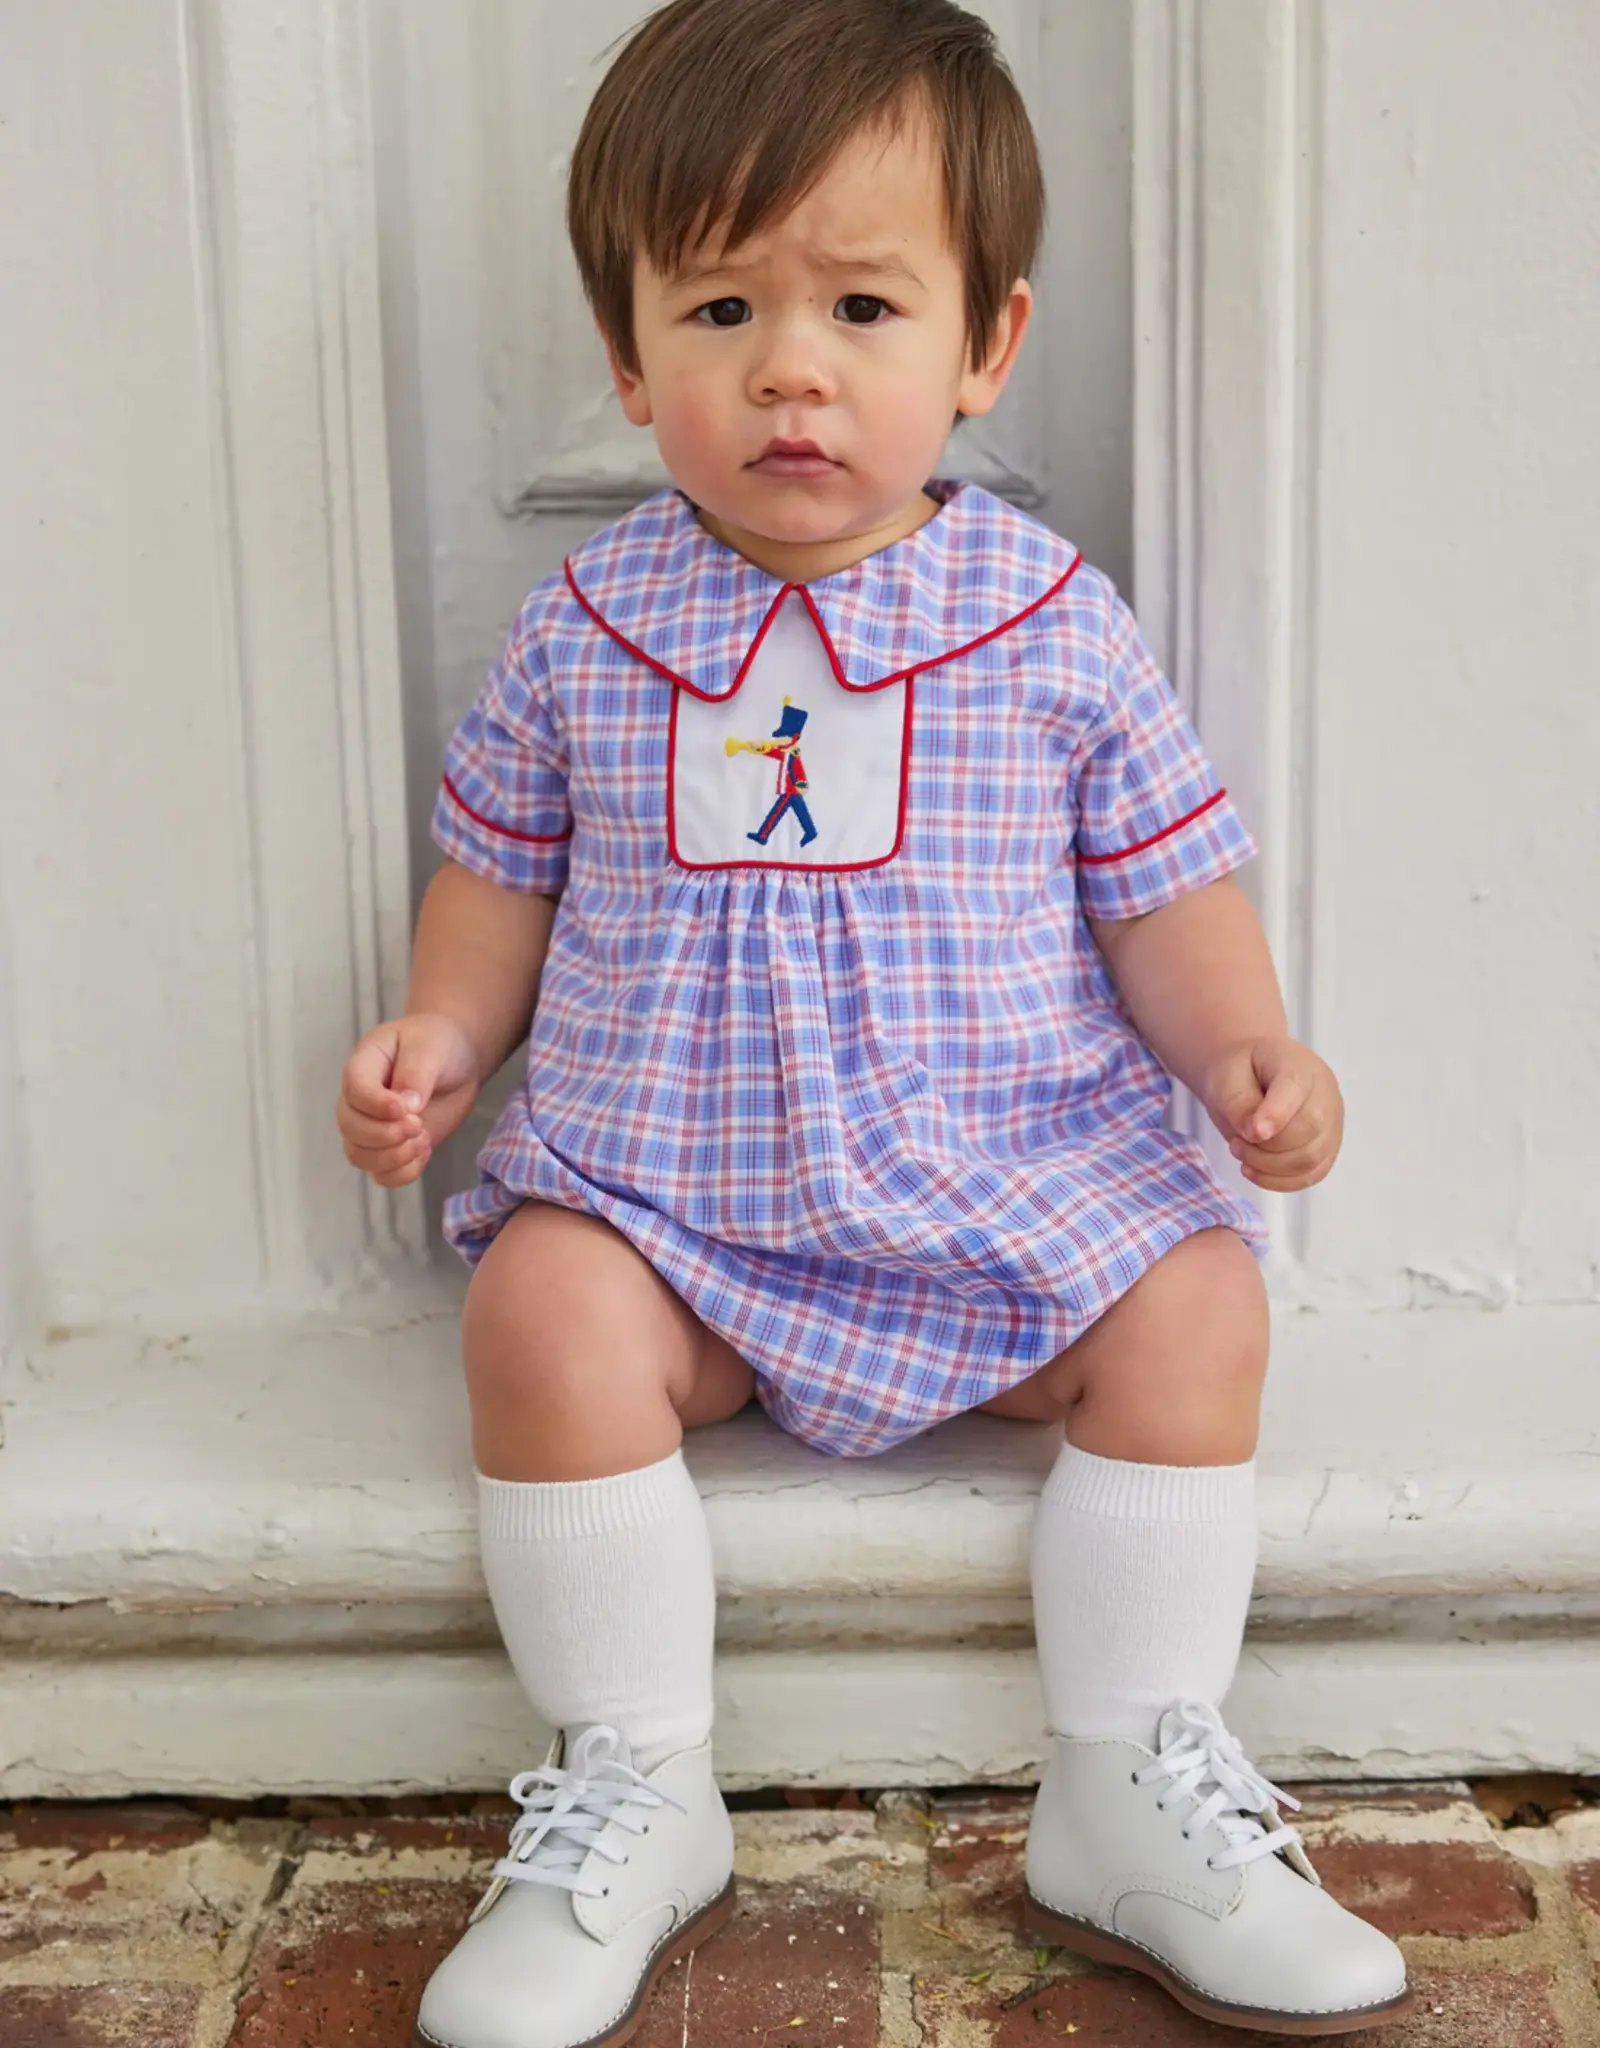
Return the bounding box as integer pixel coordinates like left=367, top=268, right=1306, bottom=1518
left=979, top=1227, right=1269, bottom=1464
left=462, top=1201, right=758, bottom=1482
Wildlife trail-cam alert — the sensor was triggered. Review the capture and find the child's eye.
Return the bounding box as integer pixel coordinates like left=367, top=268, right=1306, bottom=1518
left=693, top=297, right=751, bottom=327
left=835, top=294, right=891, bottom=325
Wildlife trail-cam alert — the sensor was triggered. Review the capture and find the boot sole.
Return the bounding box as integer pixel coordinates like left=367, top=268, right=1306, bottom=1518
left=414, top=1876, right=737, bottom=2048
left=1024, top=1891, right=1415, bottom=2036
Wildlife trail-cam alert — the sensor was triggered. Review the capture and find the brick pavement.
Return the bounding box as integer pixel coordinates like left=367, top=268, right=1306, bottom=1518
left=1, top=1776, right=1596, bottom=2046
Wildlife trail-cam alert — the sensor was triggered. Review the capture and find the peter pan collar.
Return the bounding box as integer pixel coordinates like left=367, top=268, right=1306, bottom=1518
left=562, top=478, right=1082, bottom=701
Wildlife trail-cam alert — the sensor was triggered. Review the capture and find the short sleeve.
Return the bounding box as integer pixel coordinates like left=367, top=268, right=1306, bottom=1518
left=1072, top=596, right=1257, bottom=920
left=431, top=618, right=572, bottom=897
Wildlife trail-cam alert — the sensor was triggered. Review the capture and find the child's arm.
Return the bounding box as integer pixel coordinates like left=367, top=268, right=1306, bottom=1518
left=1088, top=876, right=1344, bottom=1193
left=337, top=862, right=559, bottom=1190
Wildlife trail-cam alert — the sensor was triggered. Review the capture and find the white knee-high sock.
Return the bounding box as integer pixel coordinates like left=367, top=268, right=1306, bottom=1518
left=1031, top=1439, right=1258, bottom=1748
left=476, top=1448, right=716, bottom=1774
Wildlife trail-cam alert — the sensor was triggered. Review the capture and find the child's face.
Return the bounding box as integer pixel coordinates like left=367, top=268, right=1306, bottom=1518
left=604, top=105, right=1031, bottom=562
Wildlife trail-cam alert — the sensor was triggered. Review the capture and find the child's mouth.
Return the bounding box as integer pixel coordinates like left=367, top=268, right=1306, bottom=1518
left=749, top=440, right=840, bottom=478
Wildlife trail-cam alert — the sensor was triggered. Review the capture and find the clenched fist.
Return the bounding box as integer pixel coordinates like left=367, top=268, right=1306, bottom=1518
left=337, top=1012, right=482, bottom=1189
left=1202, top=1035, right=1344, bottom=1194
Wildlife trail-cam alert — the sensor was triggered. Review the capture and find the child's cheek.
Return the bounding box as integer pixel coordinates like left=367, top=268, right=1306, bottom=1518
left=857, top=357, right=956, bottom=474
left=652, top=375, right=736, bottom=483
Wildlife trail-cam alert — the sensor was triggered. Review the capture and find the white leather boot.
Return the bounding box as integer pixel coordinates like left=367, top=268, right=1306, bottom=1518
left=1024, top=1700, right=1412, bottom=2036
left=415, top=1724, right=735, bottom=2048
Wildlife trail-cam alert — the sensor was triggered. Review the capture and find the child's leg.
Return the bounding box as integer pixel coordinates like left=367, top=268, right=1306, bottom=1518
left=997, top=1230, right=1411, bottom=2030
left=463, top=1201, right=755, bottom=1769
left=419, top=1205, right=752, bottom=2045
left=983, top=1225, right=1265, bottom=1745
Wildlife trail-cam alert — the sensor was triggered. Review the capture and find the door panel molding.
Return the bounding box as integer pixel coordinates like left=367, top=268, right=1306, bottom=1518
left=1131, top=0, right=1320, bottom=1274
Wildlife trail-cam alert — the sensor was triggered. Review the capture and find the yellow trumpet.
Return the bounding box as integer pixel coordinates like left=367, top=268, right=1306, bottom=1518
left=724, top=736, right=781, bottom=757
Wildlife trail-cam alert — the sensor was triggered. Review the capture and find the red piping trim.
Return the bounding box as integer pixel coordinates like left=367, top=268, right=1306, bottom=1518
left=1078, top=787, right=1228, bottom=864
left=565, top=561, right=794, bottom=700
left=666, top=675, right=916, bottom=872
left=564, top=551, right=1085, bottom=699
left=442, top=771, right=573, bottom=845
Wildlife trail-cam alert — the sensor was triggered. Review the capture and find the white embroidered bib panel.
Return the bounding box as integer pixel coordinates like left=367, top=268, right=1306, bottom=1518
left=668, top=593, right=909, bottom=870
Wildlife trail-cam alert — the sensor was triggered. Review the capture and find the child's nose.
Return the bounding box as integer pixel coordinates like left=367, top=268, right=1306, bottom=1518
left=747, top=316, right=837, bottom=405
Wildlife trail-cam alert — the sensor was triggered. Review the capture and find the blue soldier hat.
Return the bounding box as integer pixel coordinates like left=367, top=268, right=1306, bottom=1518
left=770, top=701, right=808, bottom=740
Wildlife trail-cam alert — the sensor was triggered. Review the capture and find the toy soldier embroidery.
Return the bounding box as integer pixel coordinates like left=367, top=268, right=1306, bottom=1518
left=726, top=696, right=818, bottom=847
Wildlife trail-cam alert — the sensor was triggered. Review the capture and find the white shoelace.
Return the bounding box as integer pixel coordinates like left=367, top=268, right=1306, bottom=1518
left=1132, top=1699, right=1305, bottom=1874
left=492, top=1725, right=684, bottom=1901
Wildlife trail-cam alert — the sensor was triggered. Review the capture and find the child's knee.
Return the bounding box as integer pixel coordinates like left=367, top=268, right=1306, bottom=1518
left=1065, top=1227, right=1268, bottom=1448
left=461, top=1202, right=686, bottom=1413
left=1168, top=1227, right=1268, bottom=1360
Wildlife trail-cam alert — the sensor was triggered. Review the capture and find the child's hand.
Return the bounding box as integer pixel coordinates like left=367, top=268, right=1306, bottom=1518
left=337, top=1013, right=481, bottom=1188
left=1202, top=1036, right=1344, bottom=1193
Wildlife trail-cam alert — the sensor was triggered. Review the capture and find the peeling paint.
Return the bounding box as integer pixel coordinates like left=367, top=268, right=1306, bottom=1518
left=1403, top=1265, right=1515, bottom=1310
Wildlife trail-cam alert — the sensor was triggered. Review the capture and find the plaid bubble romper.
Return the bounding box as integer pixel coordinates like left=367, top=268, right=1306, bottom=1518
left=432, top=480, right=1267, bottom=1458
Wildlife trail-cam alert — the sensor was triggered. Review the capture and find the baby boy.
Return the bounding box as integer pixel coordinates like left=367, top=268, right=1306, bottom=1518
left=337, top=0, right=1413, bottom=2038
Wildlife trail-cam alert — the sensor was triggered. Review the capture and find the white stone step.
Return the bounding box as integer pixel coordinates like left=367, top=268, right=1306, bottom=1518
left=2, top=1287, right=1596, bottom=1792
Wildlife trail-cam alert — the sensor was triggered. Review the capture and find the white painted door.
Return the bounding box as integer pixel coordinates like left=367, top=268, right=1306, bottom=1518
left=371, top=0, right=1600, bottom=1485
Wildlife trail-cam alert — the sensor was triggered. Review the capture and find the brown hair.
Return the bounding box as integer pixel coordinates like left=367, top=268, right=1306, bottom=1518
left=567, top=0, right=1044, bottom=375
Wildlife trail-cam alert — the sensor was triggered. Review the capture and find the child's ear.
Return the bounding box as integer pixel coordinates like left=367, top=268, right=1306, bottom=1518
left=600, top=322, right=654, bottom=429
left=955, top=278, right=1034, bottom=420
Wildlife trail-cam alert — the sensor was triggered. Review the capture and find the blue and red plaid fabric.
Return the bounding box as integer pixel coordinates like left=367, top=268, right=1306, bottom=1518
left=431, top=480, right=1265, bottom=1457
